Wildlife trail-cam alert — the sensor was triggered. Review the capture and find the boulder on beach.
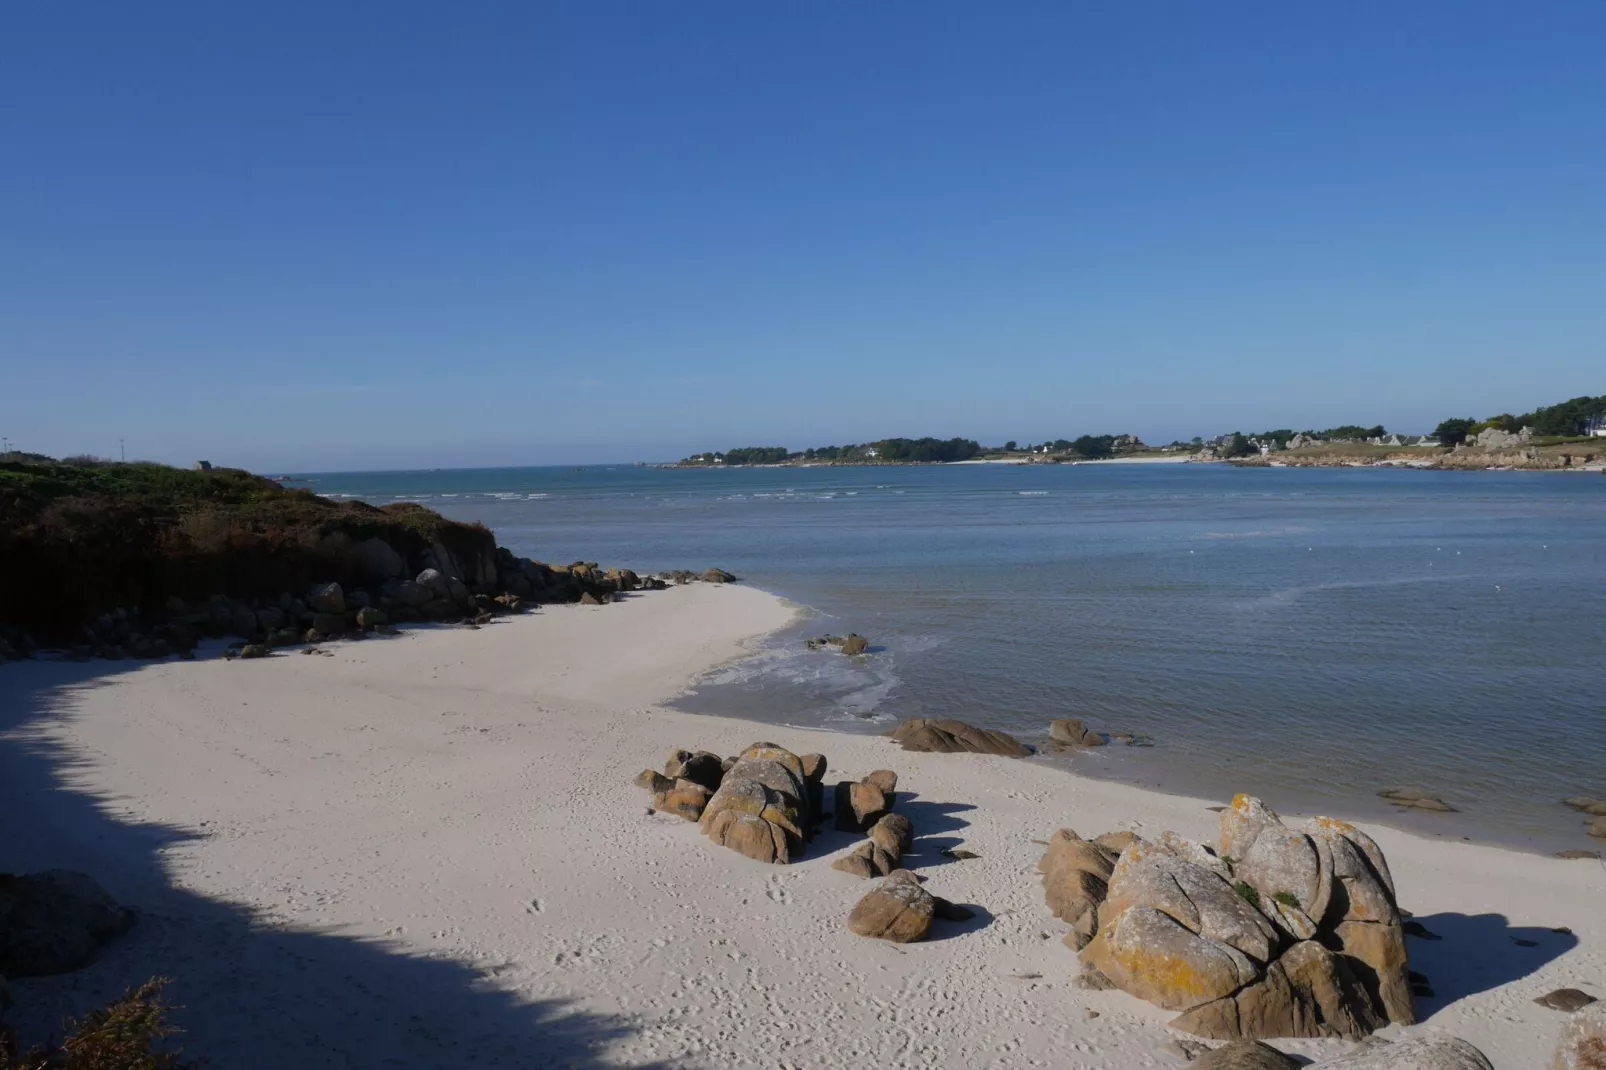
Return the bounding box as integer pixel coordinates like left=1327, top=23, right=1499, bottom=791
left=702, top=568, right=737, bottom=584
left=1309, top=1035, right=1494, bottom=1069
left=0, top=870, right=135, bottom=977
left=634, top=769, right=673, bottom=793
left=665, top=749, right=726, bottom=793
left=891, top=718, right=1031, bottom=758
left=1191, top=1040, right=1299, bottom=1070
left=1563, top=796, right=1606, bottom=816
left=1038, top=829, right=1119, bottom=949
left=1075, top=795, right=1413, bottom=1041
left=1049, top=718, right=1106, bottom=747
left=868, top=813, right=913, bottom=856
left=847, top=870, right=934, bottom=943
left=839, top=633, right=869, bottom=655
left=652, top=779, right=714, bottom=821
left=1590, top=816, right=1606, bottom=839
left=1536, top=988, right=1598, bottom=1013
left=832, top=840, right=899, bottom=879
left=705, top=809, right=789, bottom=863
left=307, top=582, right=346, bottom=615
left=862, top=769, right=897, bottom=795
left=835, top=779, right=890, bottom=833
left=697, top=743, right=810, bottom=864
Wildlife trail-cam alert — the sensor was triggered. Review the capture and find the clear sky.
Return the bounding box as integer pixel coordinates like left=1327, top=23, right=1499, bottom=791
left=3, top=2, right=1603, bottom=470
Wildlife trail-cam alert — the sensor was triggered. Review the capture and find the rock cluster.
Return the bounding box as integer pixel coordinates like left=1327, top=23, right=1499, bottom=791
left=1050, top=795, right=1413, bottom=1041
left=0, top=870, right=134, bottom=977
left=891, top=718, right=1031, bottom=758
left=827, top=769, right=973, bottom=940
left=0, top=553, right=745, bottom=664
left=634, top=742, right=828, bottom=865
left=1046, top=718, right=1155, bottom=750
left=1564, top=797, right=1606, bottom=840
left=832, top=770, right=910, bottom=879
left=804, top=633, right=871, bottom=655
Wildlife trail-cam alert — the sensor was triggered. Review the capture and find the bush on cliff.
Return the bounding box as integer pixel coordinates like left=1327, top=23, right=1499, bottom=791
left=0, top=458, right=499, bottom=642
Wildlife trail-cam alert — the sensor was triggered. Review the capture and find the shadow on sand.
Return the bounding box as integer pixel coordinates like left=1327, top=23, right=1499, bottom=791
left=0, top=655, right=666, bottom=1070
left=1404, top=911, right=1578, bottom=1011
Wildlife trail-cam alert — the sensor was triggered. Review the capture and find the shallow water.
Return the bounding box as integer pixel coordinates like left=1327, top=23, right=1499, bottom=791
left=304, top=462, right=1606, bottom=854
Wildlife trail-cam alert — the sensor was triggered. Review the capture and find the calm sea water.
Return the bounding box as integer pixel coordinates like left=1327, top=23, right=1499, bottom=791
left=302, top=462, right=1606, bottom=854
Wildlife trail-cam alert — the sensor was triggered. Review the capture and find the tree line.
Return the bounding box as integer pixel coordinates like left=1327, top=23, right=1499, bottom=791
left=1432, top=394, right=1606, bottom=446
left=680, top=438, right=983, bottom=466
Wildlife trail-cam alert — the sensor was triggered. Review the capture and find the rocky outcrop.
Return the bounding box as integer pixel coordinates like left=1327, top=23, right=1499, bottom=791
left=1037, top=829, right=1119, bottom=949
left=697, top=743, right=812, bottom=864
left=1564, top=796, right=1606, bottom=816
left=804, top=633, right=872, bottom=655
left=847, top=870, right=934, bottom=943
left=0, top=871, right=135, bottom=977
left=1553, top=999, right=1606, bottom=1070
left=891, top=718, right=1031, bottom=758
left=1067, top=795, right=1412, bottom=1041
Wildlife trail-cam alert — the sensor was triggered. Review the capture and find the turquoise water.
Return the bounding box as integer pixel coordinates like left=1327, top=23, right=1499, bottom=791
left=302, top=463, right=1606, bottom=853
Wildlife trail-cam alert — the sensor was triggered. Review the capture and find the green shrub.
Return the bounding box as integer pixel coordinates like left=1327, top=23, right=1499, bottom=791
left=1271, top=890, right=1301, bottom=909
left=1232, top=881, right=1261, bottom=909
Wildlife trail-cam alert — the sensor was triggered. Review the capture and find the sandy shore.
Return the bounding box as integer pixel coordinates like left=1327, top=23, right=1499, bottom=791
left=1, top=584, right=1600, bottom=1068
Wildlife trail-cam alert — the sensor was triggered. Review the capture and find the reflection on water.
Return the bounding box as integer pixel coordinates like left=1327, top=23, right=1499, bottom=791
left=307, top=462, right=1606, bottom=854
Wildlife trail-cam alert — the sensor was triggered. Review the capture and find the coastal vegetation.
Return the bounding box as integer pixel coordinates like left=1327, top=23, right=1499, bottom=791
left=1433, top=394, right=1606, bottom=446
left=0, top=454, right=677, bottom=648
left=680, top=437, right=983, bottom=466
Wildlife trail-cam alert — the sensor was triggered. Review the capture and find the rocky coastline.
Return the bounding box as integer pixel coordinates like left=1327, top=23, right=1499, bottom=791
left=0, top=455, right=737, bottom=665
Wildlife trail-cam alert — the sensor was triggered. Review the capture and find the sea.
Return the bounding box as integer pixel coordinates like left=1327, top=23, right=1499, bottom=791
left=300, top=462, right=1606, bottom=855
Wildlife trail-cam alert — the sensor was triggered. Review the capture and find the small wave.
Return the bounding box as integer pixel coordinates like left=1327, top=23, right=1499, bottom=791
left=1018, top=490, right=1049, bottom=496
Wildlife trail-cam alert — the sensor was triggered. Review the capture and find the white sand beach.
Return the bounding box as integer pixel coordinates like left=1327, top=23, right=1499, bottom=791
left=1, top=583, right=1600, bottom=1068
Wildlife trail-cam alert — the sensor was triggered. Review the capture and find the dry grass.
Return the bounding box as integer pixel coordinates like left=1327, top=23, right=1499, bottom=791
left=1, top=979, right=185, bottom=1070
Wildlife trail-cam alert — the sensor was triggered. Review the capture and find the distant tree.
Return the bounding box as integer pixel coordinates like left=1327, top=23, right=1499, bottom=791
left=721, top=446, right=791, bottom=466
left=1432, top=418, right=1476, bottom=447
left=1220, top=433, right=1256, bottom=459
left=1003, top=441, right=1018, bottom=452
left=1070, top=435, right=1115, bottom=459
left=1512, top=395, right=1606, bottom=437
left=1320, top=424, right=1385, bottom=441
left=871, top=437, right=981, bottom=463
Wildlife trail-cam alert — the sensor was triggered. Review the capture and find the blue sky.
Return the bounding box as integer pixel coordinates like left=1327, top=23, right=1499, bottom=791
left=3, top=2, right=1603, bottom=470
